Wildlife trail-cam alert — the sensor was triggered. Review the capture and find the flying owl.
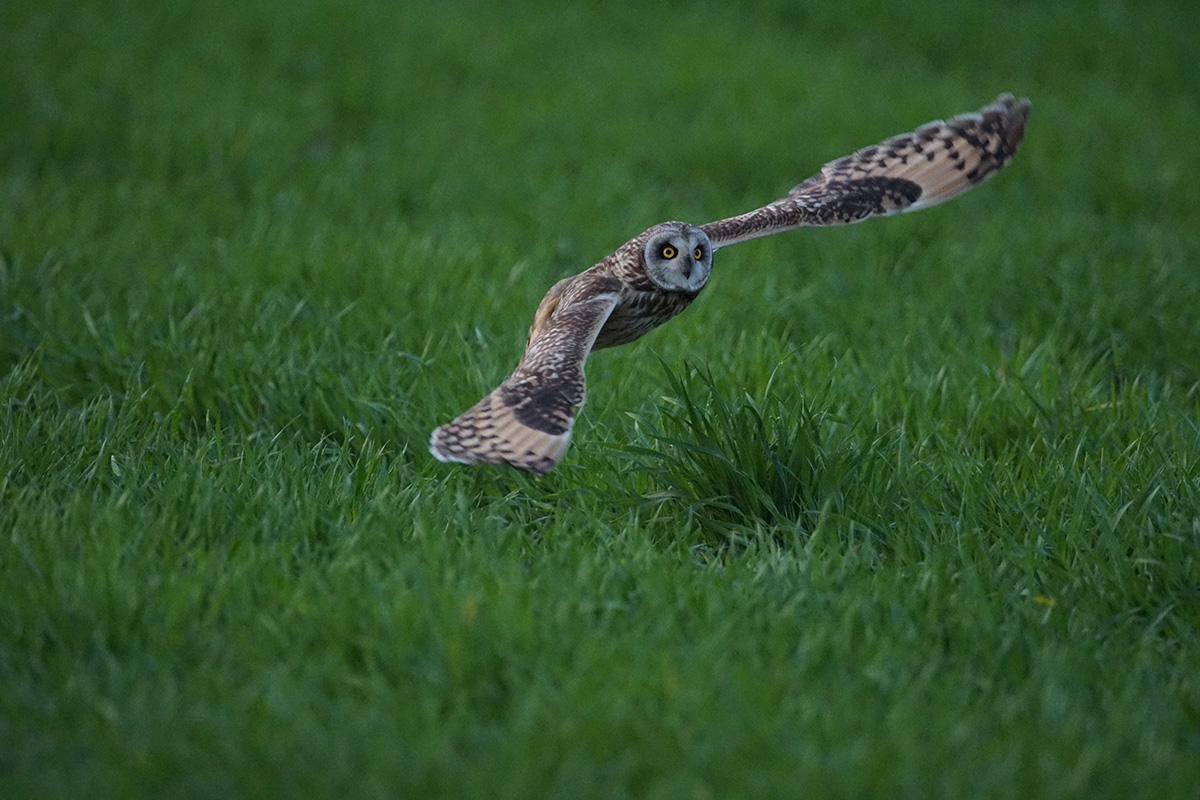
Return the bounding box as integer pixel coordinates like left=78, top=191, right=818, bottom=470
left=430, top=94, right=1030, bottom=474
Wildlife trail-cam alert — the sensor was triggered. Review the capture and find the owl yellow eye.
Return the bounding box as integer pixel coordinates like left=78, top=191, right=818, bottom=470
left=693, top=247, right=704, bottom=260
left=661, top=245, right=677, bottom=259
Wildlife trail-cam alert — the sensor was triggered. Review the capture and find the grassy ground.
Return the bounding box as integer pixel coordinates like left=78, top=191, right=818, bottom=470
left=3, top=0, right=1200, bottom=797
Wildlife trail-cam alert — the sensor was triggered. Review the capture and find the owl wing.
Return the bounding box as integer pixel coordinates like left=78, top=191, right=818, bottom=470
left=429, top=274, right=623, bottom=475
left=700, top=94, right=1030, bottom=249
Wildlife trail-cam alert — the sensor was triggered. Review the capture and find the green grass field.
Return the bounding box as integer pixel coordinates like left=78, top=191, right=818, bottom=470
left=3, top=0, right=1200, bottom=796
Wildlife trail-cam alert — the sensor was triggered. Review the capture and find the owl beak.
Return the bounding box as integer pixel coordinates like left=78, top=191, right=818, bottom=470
left=681, top=261, right=693, bottom=280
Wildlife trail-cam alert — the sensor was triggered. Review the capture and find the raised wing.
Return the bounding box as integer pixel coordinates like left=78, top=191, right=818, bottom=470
left=701, top=94, right=1030, bottom=249
left=429, top=275, right=623, bottom=474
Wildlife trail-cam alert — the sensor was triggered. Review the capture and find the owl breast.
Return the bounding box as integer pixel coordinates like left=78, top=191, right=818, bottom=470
left=592, top=287, right=697, bottom=350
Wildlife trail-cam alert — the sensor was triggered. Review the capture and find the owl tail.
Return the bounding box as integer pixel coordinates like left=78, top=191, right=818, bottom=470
left=429, top=387, right=575, bottom=475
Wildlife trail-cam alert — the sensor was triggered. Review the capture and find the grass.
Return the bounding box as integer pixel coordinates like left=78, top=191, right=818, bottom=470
left=3, top=0, right=1200, bottom=797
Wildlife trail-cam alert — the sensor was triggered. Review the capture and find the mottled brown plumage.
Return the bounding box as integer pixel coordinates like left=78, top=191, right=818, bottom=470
left=431, top=94, right=1030, bottom=474
left=700, top=93, right=1030, bottom=246
left=430, top=223, right=709, bottom=473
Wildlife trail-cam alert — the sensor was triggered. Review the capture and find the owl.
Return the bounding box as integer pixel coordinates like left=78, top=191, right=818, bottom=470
left=430, top=94, right=1030, bottom=474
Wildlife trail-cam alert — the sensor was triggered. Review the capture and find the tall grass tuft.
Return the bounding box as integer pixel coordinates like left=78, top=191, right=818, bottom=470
left=627, top=361, right=895, bottom=547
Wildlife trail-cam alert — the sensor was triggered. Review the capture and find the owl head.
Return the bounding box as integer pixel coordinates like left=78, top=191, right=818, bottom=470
left=642, top=222, right=712, bottom=292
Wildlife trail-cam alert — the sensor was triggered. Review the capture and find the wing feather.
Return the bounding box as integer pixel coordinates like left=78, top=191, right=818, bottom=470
left=430, top=275, right=623, bottom=474
left=701, top=94, right=1030, bottom=249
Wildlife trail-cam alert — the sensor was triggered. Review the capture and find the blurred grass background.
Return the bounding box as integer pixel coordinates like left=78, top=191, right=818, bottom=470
left=2, top=0, right=1199, bottom=797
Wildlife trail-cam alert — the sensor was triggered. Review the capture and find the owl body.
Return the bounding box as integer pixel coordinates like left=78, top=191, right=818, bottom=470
left=431, top=94, right=1031, bottom=474
left=590, top=224, right=707, bottom=350
left=592, top=284, right=698, bottom=350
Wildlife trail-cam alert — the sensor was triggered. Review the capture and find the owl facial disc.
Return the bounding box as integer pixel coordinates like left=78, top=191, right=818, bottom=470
left=642, top=223, right=712, bottom=292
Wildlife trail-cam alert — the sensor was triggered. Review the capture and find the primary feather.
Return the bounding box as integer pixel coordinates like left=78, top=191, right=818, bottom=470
left=700, top=94, right=1030, bottom=247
